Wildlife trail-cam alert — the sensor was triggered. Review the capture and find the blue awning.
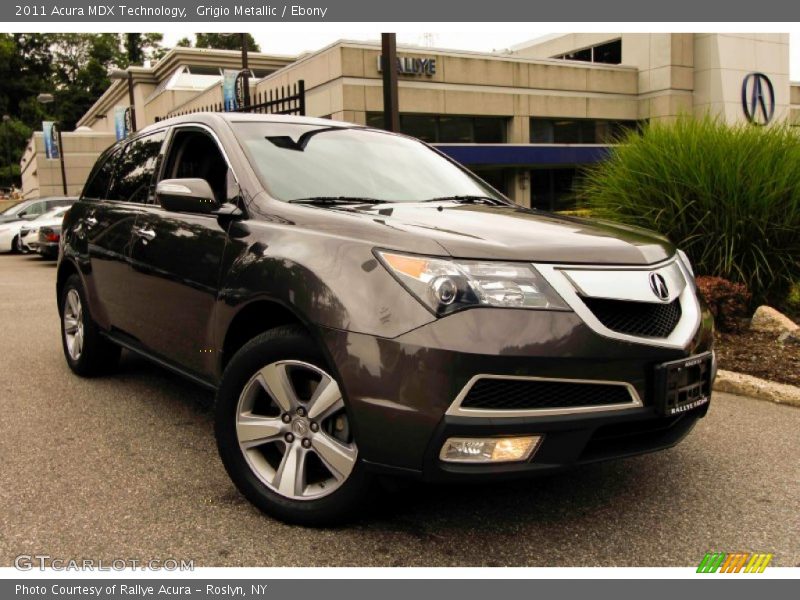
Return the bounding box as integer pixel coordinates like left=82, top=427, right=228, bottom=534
left=433, top=144, right=610, bottom=167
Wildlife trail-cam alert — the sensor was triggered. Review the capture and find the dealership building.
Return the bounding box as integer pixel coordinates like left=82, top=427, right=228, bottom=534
left=20, top=33, right=798, bottom=208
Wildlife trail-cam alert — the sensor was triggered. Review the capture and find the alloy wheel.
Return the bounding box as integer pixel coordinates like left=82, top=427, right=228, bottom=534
left=63, top=289, right=84, bottom=361
left=235, top=360, right=357, bottom=501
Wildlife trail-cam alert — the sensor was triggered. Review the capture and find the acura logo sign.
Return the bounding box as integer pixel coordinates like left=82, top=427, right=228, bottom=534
left=649, top=272, right=670, bottom=301
left=742, top=72, right=775, bottom=125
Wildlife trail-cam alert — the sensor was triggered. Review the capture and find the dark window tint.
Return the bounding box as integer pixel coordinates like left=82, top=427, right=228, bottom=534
left=593, top=40, right=622, bottom=64
left=107, top=131, right=166, bottom=204
left=82, top=147, right=122, bottom=200
left=555, top=39, right=622, bottom=65
left=367, top=113, right=507, bottom=143
left=401, top=115, right=437, bottom=143
left=162, top=129, right=229, bottom=203
left=530, top=118, right=640, bottom=144
left=531, top=168, right=579, bottom=212
left=564, top=48, right=591, bottom=61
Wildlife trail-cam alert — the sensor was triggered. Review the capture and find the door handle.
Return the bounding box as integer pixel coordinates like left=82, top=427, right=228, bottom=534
left=133, top=227, right=156, bottom=241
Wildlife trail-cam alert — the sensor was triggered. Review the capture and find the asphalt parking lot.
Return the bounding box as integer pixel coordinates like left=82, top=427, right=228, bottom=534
left=0, top=252, right=798, bottom=568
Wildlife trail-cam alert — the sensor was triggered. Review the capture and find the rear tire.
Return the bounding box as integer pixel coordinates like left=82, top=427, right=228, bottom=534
left=215, top=325, right=371, bottom=526
left=60, top=274, right=121, bottom=376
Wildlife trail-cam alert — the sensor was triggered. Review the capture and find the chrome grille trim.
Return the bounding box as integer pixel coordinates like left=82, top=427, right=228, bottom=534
left=534, top=256, right=701, bottom=350
left=446, top=374, right=643, bottom=418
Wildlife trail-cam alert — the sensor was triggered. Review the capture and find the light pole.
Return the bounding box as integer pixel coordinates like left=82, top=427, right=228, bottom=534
left=109, top=69, right=137, bottom=132
left=381, top=33, right=400, bottom=132
left=2, top=115, right=10, bottom=190
left=36, top=93, right=68, bottom=195
left=240, top=33, right=250, bottom=108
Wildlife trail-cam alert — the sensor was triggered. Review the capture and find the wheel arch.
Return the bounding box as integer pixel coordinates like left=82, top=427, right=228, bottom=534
left=218, top=296, right=334, bottom=375
left=56, top=259, right=81, bottom=315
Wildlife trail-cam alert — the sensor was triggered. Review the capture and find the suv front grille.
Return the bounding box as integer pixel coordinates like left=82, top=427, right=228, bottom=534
left=581, top=296, right=682, bottom=338
left=460, top=378, right=634, bottom=411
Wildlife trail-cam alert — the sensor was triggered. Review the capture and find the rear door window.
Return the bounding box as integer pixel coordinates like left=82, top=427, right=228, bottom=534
left=82, top=147, right=122, bottom=200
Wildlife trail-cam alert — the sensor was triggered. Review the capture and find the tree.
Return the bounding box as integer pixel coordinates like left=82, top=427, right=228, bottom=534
left=176, top=37, right=193, bottom=48
left=194, top=33, right=260, bottom=52
left=0, top=33, right=129, bottom=185
left=49, top=33, right=125, bottom=130
left=124, top=33, right=167, bottom=65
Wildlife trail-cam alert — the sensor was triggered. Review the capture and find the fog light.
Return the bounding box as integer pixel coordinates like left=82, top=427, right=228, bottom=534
left=439, top=435, right=542, bottom=463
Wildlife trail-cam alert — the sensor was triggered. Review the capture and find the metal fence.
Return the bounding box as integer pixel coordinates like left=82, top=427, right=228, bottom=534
left=156, top=80, right=305, bottom=122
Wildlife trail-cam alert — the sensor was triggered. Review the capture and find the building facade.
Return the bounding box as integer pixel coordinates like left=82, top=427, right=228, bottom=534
left=22, top=33, right=799, bottom=207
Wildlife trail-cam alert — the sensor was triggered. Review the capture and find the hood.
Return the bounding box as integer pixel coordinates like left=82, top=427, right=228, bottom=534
left=334, top=202, right=675, bottom=265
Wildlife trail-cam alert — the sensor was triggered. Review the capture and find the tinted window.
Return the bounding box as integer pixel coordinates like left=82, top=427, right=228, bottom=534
left=367, top=113, right=507, bottom=143
left=107, top=131, right=166, bottom=204
left=531, top=168, right=579, bottom=212
left=82, top=147, right=122, bottom=200
left=531, top=118, right=640, bottom=144
left=162, top=129, right=229, bottom=203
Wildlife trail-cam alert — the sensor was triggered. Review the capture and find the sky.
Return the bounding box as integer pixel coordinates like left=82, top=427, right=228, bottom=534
left=163, top=30, right=800, bottom=80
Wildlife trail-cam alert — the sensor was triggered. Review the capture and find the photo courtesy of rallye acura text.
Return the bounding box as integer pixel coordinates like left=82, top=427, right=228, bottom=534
left=57, top=113, right=715, bottom=525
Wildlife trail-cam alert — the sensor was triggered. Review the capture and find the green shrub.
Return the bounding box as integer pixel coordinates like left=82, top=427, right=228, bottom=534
left=579, top=116, right=800, bottom=306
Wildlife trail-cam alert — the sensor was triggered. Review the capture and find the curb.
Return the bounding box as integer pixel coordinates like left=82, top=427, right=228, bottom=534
left=713, top=369, right=800, bottom=408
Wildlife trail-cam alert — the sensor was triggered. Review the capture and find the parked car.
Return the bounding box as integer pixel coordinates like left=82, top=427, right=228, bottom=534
left=58, top=114, right=715, bottom=525
left=19, top=205, right=72, bottom=255
left=0, top=197, right=76, bottom=252
left=0, top=196, right=74, bottom=224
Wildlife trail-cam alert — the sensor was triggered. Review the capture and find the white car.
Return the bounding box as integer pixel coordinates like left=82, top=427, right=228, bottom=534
left=0, top=203, right=74, bottom=253
left=18, top=206, right=72, bottom=253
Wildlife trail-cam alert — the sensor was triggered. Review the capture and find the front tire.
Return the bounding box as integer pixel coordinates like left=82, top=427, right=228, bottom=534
left=60, top=274, right=121, bottom=376
left=215, top=326, right=370, bottom=526
left=12, top=235, right=26, bottom=254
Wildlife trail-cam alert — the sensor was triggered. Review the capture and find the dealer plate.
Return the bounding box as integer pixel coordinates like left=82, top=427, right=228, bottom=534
left=654, top=351, right=713, bottom=416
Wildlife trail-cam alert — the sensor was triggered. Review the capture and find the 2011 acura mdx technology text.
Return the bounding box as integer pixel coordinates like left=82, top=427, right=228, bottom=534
left=58, top=114, right=715, bottom=525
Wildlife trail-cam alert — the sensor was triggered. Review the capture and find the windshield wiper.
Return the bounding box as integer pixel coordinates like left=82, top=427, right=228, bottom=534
left=288, top=196, right=385, bottom=206
left=422, top=195, right=506, bottom=206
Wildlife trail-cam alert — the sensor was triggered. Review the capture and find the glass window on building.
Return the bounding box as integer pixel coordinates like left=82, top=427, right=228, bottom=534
left=530, top=168, right=582, bottom=212
left=471, top=168, right=510, bottom=196
left=593, top=40, right=622, bottom=64
left=367, top=113, right=507, bottom=143
left=554, top=39, right=622, bottom=65
left=530, top=118, right=639, bottom=144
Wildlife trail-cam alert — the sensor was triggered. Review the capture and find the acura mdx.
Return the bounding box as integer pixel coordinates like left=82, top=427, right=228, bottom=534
left=58, top=113, right=715, bottom=525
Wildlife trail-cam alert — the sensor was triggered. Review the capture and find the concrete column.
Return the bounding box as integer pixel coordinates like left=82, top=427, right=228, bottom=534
left=508, top=170, right=530, bottom=208
left=506, top=115, right=530, bottom=207
left=508, top=115, right=529, bottom=144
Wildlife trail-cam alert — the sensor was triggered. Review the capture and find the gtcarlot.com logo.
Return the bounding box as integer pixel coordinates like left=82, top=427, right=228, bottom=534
left=14, top=554, right=194, bottom=571
left=697, top=552, right=773, bottom=573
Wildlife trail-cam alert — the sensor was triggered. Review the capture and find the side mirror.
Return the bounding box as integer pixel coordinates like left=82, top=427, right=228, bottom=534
left=156, top=178, right=220, bottom=214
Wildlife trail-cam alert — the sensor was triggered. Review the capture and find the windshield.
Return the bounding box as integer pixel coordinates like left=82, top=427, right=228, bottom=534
left=231, top=122, right=506, bottom=203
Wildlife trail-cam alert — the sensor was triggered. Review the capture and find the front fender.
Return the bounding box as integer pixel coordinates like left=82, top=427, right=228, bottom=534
left=215, top=220, right=436, bottom=339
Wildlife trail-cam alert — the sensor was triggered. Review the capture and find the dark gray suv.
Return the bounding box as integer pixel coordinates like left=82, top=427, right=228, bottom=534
left=58, top=113, right=715, bottom=525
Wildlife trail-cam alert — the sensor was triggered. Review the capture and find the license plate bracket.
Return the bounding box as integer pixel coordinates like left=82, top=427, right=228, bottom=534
left=654, top=351, right=713, bottom=416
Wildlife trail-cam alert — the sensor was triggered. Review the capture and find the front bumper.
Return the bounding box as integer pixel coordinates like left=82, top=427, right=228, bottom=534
left=318, top=305, right=714, bottom=481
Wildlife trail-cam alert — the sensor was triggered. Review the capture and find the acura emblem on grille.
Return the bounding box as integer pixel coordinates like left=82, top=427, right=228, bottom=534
left=649, top=272, right=670, bottom=301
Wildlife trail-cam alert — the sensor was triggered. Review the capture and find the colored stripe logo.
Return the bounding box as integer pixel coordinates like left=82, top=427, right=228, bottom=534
left=697, top=552, right=773, bottom=573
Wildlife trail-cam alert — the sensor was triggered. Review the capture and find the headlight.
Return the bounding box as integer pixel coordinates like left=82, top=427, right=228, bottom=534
left=376, top=250, right=569, bottom=316
left=677, top=249, right=694, bottom=278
